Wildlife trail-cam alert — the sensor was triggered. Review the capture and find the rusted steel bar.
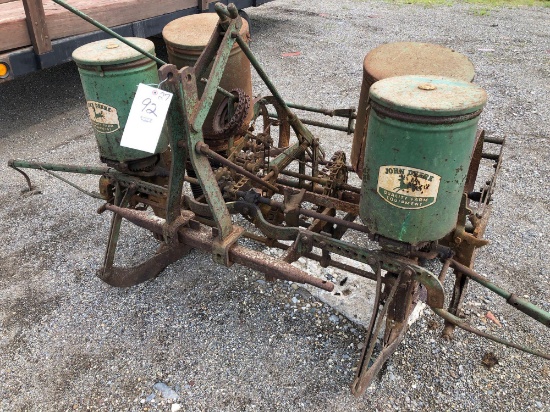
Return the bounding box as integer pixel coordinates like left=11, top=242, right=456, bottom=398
left=196, top=142, right=280, bottom=193
left=301, top=252, right=390, bottom=285
left=269, top=142, right=309, bottom=175
left=438, top=258, right=452, bottom=283
left=268, top=147, right=355, bottom=172
left=104, top=204, right=164, bottom=233
left=247, top=193, right=369, bottom=234
left=199, top=78, right=235, bottom=99
left=268, top=111, right=353, bottom=133
left=238, top=231, right=393, bottom=288
left=8, top=159, right=110, bottom=175
left=37, top=167, right=104, bottom=199
left=283, top=184, right=360, bottom=214
left=231, top=246, right=333, bottom=291
left=284, top=102, right=357, bottom=119
left=279, top=169, right=328, bottom=184
left=278, top=174, right=360, bottom=195
left=276, top=177, right=322, bottom=193
left=238, top=237, right=385, bottom=286
left=104, top=204, right=334, bottom=292
left=340, top=183, right=361, bottom=194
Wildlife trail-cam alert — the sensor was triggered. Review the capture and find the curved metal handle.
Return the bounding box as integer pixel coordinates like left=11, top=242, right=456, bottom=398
left=451, top=259, right=550, bottom=327
left=214, top=2, right=238, bottom=20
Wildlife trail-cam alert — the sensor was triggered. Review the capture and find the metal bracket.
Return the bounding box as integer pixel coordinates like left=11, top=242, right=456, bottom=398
left=159, top=64, right=190, bottom=224
left=452, top=195, right=489, bottom=248
left=212, top=225, right=245, bottom=266
left=179, top=17, right=240, bottom=240
left=163, top=210, right=195, bottom=244
left=453, top=225, right=490, bottom=247
left=283, top=187, right=305, bottom=227
left=282, top=231, right=313, bottom=263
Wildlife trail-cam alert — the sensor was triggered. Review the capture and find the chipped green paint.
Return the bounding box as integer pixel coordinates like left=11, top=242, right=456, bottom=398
left=73, top=38, right=169, bottom=163
left=360, top=75, right=486, bottom=244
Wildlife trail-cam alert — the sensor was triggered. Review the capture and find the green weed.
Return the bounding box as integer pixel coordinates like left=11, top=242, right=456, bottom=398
left=367, top=0, right=549, bottom=7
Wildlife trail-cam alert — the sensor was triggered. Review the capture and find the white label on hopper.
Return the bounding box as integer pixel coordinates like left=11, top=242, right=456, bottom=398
left=120, top=84, right=172, bottom=153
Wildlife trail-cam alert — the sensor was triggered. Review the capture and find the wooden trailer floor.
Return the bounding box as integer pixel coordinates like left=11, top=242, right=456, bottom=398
left=0, top=0, right=197, bottom=52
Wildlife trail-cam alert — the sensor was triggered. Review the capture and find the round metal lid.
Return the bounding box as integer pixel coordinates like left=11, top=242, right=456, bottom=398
left=369, top=75, right=487, bottom=117
left=162, top=13, right=249, bottom=50
left=364, top=42, right=475, bottom=83
left=72, top=37, right=155, bottom=66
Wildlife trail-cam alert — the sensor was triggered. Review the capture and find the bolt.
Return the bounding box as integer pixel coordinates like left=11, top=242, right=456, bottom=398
left=403, top=268, right=414, bottom=277
left=195, top=142, right=207, bottom=154
left=367, top=257, right=377, bottom=266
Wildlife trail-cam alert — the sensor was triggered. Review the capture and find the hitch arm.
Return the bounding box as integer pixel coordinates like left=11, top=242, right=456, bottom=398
left=433, top=308, right=550, bottom=360
left=451, top=259, right=550, bottom=327
left=404, top=259, right=550, bottom=360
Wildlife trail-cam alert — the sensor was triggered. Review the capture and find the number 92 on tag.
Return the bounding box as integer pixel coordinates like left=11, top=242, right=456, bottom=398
left=120, top=83, right=173, bottom=153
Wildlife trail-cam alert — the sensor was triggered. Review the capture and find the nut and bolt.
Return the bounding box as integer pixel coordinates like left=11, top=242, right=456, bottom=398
left=367, top=257, right=377, bottom=266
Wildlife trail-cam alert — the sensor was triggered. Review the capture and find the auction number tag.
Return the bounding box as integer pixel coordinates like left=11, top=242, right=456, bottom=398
left=120, top=84, right=173, bottom=153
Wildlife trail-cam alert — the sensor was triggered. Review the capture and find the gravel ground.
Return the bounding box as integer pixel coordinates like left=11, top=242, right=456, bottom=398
left=0, top=1, right=549, bottom=410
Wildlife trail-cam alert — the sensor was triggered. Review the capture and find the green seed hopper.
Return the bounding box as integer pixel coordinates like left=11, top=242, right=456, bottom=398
left=8, top=0, right=549, bottom=398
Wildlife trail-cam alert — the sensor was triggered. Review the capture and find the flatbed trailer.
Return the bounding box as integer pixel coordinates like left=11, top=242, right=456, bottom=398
left=0, top=0, right=270, bottom=82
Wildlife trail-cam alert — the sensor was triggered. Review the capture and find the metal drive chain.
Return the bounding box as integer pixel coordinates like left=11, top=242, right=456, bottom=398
left=210, top=88, right=251, bottom=140
left=321, top=150, right=348, bottom=197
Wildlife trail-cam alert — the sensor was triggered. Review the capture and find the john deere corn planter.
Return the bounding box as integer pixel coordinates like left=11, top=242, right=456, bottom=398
left=8, top=1, right=549, bottom=396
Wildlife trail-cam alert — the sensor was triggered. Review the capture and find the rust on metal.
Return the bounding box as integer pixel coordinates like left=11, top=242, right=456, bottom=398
left=352, top=42, right=476, bottom=177
left=8, top=1, right=550, bottom=400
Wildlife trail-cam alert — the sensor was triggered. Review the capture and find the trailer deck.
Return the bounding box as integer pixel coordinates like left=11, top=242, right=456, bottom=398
left=0, top=0, right=270, bottom=81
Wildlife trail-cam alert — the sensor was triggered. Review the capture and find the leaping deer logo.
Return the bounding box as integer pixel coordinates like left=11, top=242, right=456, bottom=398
left=91, top=105, right=105, bottom=120
left=394, top=173, right=430, bottom=194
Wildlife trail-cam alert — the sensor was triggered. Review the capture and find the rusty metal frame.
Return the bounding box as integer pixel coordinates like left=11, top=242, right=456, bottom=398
left=6, top=0, right=549, bottom=399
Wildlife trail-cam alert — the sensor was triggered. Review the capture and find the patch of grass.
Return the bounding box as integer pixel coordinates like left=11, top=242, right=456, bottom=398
left=471, top=6, right=491, bottom=14
left=388, top=0, right=454, bottom=5
left=372, top=0, right=549, bottom=7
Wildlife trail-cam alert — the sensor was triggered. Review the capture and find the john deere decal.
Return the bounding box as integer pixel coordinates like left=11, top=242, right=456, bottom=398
left=377, top=165, right=441, bottom=209
left=87, top=101, right=120, bottom=133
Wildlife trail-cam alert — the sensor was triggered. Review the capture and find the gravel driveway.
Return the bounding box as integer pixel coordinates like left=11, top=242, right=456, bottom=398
left=0, top=0, right=549, bottom=411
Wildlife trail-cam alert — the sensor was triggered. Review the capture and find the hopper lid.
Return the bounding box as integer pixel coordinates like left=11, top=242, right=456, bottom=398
left=72, top=37, right=155, bottom=66
left=364, top=42, right=475, bottom=83
left=369, top=75, right=487, bottom=117
left=162, top=13, right=249, bottom=50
